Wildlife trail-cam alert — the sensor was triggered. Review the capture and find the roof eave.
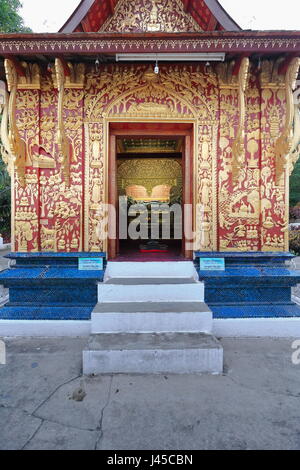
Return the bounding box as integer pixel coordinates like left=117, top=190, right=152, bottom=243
left=59, top=0, right=241, bottom=33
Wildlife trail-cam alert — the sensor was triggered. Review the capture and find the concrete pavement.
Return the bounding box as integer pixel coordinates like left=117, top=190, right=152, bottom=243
left=0, top=336, right=300, bottom=450
left=0, top=248, right=9, bottom=306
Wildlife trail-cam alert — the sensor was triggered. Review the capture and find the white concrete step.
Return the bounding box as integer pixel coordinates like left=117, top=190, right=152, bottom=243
left=104, top=261, right=199, bottom=285
left=83, top=333, right=223, bottom=375
left=98, top=283, right=204, bottom=303
left=91, top=308, right=212, bottom=334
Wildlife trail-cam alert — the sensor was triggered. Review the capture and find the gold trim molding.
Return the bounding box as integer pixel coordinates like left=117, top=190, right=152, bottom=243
left=274, top=57, right=300, bottom=185
left=232, top=57, right=250, bottom=183
left=4, top=59, right=27, bottom=186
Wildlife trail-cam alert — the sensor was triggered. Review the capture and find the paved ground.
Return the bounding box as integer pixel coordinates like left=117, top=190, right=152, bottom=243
left=0, top=336, right=300, bottom=450
left=0, top=247, right=10, bottom=270
left=1, top=252, right=300, bottom=450
left=0, top=248, right=9, bottom=306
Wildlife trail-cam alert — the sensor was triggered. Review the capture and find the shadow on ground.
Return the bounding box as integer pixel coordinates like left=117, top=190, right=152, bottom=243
left=0, top=336, right=300, bottom=450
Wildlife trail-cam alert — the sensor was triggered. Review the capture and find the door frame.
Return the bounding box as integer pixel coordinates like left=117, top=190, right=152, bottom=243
left=107, top=121, right=195, bottom=260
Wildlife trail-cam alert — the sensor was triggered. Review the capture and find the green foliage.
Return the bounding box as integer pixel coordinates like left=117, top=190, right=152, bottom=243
left=289, top=228, right=300, bottom=256
left=0, top=0, right=31, bottom=33
left=0, top=1, right=31, bottom=240
left=0, top=159, right=10, bottom=238
left=169, top=186, right=182, bottom=205
left=290, top=153, right=300, bottom=208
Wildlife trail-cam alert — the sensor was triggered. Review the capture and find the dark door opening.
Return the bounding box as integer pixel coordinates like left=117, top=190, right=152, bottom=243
left=117, top=136, right=183, bottom=260
left=108, top=122, right=194, bottom=260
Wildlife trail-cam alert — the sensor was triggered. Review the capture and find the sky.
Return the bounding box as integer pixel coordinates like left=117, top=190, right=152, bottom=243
left=19, top=0, right=300, bottom=33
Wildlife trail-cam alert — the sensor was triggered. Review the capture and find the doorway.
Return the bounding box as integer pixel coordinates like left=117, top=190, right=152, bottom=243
left=108, top=122, right=194, bottom=260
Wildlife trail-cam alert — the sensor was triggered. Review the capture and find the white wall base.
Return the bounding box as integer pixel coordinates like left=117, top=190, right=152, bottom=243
left=213, top=318, right=300, bottom=338
left=1, top=317, right=300, bottom=338
left=91, top=310, right=212, bottom=334
left=0, top=320, right=91, bottom=337
left=0, top=243, right=11, bottom=251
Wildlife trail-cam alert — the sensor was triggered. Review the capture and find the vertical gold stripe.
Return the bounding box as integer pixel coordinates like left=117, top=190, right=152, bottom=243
left=84, top=123, right=90, bottom=251
left=11, top=168, right=15, bottom=252
left=212, top=123, right=218, bottom=251
left=104, top=119, right=109, bottom=254
left=285, top=167, right=289, bottom=252
left=193, top=120, right=198, bottom=251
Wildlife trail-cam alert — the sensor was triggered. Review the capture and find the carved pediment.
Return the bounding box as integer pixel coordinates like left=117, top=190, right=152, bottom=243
left=100, top=0, right=202, bottom=33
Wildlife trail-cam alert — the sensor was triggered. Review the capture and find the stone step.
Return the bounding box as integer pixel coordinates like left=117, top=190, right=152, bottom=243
left=98, top=283, right=204, bottom=303
left=93, top=300, right=208, bottom=313
left=83, top=332, right=223, bottom=375
left=104, top=261, right=199, bottom=285
left=91, top=307, right=212, bottom=334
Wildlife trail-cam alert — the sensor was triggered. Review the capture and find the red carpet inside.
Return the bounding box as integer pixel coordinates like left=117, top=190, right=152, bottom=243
left=113, top=240, right=186, bottom=262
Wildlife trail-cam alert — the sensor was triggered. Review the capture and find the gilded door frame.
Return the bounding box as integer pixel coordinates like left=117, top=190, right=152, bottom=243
left=105, top=117, right=196, bottom=259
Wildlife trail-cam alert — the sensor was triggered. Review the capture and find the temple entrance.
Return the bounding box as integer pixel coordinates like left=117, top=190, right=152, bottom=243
left=108, top=123, right=194, bottom=260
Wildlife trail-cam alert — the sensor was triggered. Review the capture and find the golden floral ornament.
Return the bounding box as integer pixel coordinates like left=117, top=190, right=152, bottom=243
left=274, top=57, right=300, bottom=185
left=0, top=80, right=13, bottom=175
left=100, top=0, right=202, bottom=33
left=4, top=59, right=27, bottom=186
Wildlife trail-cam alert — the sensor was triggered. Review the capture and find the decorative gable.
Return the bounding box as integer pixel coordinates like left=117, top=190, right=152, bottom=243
left=100, top=0, right=202, bottom=33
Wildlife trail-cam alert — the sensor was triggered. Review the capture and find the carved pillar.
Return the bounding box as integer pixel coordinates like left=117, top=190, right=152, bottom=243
left=260, top=57, right=300, bottom=251
left=217, top=59, right=258, bottom=252
left=0, top=81, right=13, bottom=176
left=232, top=57, right=250, bottom=184
left=3, top=59, right=41, bottom=252
left=42, top=58, right=86, bottom=253
left=84, top=121, right=105, bottom=252
left=289, top=79, right=300, bottom=175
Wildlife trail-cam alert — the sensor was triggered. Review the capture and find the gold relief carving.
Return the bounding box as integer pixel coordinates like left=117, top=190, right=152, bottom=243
left=1, top=37, right=300, bottom=56
left=84, top=64, right=218, bottom=252
left=54, top=60, right=85, bottom=186
left=15, top=220, right=35, bottom=252
left=289, top=105, right=300, bottom=174
left=91, top=176, right=102, bottom=210
left=15, top=90, right=41, bottom=168
left=100, top=0, right=202, bottom=33
left=0, top=82, right=13, bottom=175
left=90, top=129, right=104, bottom=168
left=196, top=124, right=218, bottom=251
left=268, top=105, right=281, bottom=140
left=229, top=190, right=260, bottom=219
left=216, top=61, right=239, bottom=89
left=55, top=58, right=72, bottom=186
left=199, top=129, right=211, bottom=170
left=39, top=168, right=83, bottom=252
left=218, top=67, right=263, bottom=251
left=52, top=62, right=85, bottom=89
left=47, top=59, right=86, bottom=249
left=274, top=57, right=300, bottom=185
left=89, top=211, right=103, bottom=252
left=4, top=59, right=27, bottom=187
left=288, top=80, right=300, bottom=174
left=117, top=158, right=182, bottom=197
left=261, top=228, right=285, bottom=251
left=232, top=57, right=250, bottom=183
left=247, top=139, right=259, bottom=168
left=25, top=169, right=38, bottom=185
left=18, top=62, right=41, bottom=90
left=105, top=82, right=196, bottom=119
left=85, top=123, right=105, bottom=252
left=260, top=58, right=286, bottom=89
left=84, top=64, right=216, bottom=122
left=84, top=123, right=90, bottom=251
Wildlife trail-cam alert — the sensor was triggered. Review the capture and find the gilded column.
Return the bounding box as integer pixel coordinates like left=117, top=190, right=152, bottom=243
left=259, top=57, right=300, bottom=251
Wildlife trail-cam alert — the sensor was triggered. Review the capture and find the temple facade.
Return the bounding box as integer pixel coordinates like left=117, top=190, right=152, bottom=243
left=1, top=0, right=300, bottom=324
left=0, top=0, right=299, bottom=258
